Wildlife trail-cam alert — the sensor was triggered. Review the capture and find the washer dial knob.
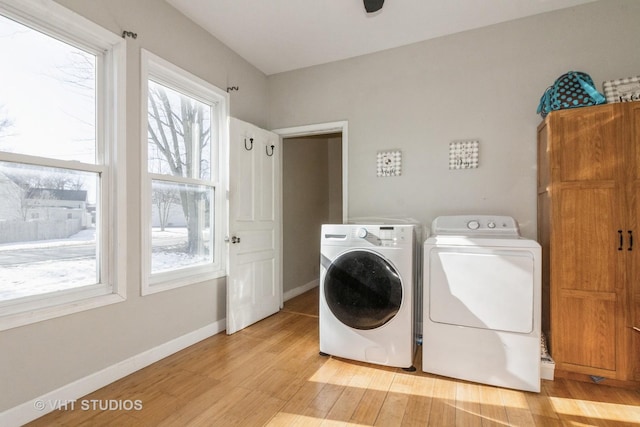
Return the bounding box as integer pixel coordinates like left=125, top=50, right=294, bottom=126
left=467, top=220, right=480, bottom=230
left=356, top=227, right=368, bottom=238
left=487, top=221, right=496, bottom=229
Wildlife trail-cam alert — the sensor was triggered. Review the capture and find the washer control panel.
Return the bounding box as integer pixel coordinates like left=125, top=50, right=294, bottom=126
left=352, top=225, right=412, bottom=246
left=356, top=227, right=368, bottom=238
left=322, top=224, right=416, bottom=247
left=433, top=215, right=520, bottom=236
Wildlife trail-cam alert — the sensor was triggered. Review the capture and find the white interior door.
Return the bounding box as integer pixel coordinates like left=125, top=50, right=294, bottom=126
left=227, top=117, right=281, bottom=334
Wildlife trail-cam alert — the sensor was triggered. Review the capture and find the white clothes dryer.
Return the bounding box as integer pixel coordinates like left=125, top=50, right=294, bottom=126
left=422, top=215, right=542, bottom=392
left=320, top=224, right=419, bottom=370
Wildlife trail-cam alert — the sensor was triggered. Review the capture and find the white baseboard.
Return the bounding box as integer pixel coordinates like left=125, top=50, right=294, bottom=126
left=0, top=319, right=226, bottom=427
left=283, top=279, right=319, bottom=302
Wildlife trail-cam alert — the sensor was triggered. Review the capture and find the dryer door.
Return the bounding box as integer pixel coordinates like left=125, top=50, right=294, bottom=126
left=428, top=246, right=535, bottom=333
left=324, top=250, right=402, bottom=330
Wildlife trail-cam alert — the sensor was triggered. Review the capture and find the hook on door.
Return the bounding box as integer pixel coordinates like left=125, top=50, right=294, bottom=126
left=244, top=138, right=254, bottom=151
left=266, top=144, right=275, bottom=157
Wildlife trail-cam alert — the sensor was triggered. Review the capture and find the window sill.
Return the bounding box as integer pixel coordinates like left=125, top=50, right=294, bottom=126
left=0, top=292, right=126, bottom=331
left=142, top=268, right=225, bottom=296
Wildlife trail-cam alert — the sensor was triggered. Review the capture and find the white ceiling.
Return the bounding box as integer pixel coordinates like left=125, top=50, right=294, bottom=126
left=167, top=0, right=596, bottom=76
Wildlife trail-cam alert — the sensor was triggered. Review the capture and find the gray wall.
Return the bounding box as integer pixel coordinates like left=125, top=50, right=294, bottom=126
left=268, top=0, right=640, bottom=239
left=0, top=0, right=268, bottom=412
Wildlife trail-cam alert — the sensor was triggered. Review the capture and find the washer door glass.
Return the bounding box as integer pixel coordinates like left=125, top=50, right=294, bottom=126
left=324, top=250, right=402, bottom=330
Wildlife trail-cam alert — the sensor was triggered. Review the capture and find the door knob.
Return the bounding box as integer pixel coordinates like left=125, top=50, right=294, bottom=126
left=231, top=236, right=241, bottom=244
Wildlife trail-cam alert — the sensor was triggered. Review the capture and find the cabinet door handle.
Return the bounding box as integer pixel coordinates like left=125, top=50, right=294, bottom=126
left=618, top=230, right=623, bottom=250
left=629, top=230, right=633, bottom=251
left=633, top=327, right=640, bottom=333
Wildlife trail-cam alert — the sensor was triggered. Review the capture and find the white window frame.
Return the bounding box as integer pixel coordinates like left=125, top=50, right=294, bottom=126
left=141, top=50, right=228, bottom=295
left=0, top=0, right=127, bottom=331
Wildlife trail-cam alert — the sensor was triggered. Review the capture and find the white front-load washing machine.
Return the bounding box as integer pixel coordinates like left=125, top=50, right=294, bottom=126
left=423, top=215, right=542, bottom=392
left=319, top=223, right=419, bottom=370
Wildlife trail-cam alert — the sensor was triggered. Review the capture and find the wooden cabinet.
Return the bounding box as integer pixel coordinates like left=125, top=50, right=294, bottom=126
left=630, top=103, right=640, bottom=382
left=538, top=103, right=640, bottom=384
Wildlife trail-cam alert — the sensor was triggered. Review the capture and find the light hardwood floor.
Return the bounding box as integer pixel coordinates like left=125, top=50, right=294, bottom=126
left=27, top=288, right=640, bottom=426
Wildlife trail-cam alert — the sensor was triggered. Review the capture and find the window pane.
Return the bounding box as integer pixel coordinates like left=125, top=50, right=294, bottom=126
left=147, top=80, right=212, bottom=180
left=0, top=14, right=96, bottom=163
left=0, top=161, right=99, bottom=301
left=151, top=180, right=213, bottom=274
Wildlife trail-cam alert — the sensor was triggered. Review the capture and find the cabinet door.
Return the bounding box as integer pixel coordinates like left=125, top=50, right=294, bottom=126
left=553, top=186, right=621, bottom=372
left=627, top=103, right=640, bottom=380
left=549, top=105, right=627, bottom=376
left=552, top=106, right=621, bottom=182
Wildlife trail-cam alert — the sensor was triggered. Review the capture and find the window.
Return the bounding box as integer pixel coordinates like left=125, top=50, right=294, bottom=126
left=0, top=0, right=126, bottom=329
left=141, top=50, right=227, bottom=294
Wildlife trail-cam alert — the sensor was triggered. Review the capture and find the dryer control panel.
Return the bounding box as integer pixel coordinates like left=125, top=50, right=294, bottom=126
left=432, top=215, right=520, bottom=237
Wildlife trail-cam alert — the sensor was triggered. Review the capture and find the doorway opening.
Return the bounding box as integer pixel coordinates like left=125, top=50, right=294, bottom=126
left=273, top=122, right=347, bottom=302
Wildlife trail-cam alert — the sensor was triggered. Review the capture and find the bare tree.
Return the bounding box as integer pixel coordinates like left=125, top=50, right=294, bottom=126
left=147, top=83, right=211, bottom=254
left=14, top=189, right=33, bottom=221
left=0, top=104, right=12, bottom=141
left=56, top=51, right=95, bottom=94
left=152, top=187, right=180, bottom=231
left=0, top=115, right=10, bottom=134
left=4, top=173, right=50, bottom=221
left=41, top=175, right=85, bottom=190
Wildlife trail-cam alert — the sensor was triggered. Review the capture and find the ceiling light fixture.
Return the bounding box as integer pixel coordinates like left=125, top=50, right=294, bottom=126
left=364, top=0, right=385, bottom=13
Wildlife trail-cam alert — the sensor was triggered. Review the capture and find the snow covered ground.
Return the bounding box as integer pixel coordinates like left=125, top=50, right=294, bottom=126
left=0, top=227, right=208, bottom=301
